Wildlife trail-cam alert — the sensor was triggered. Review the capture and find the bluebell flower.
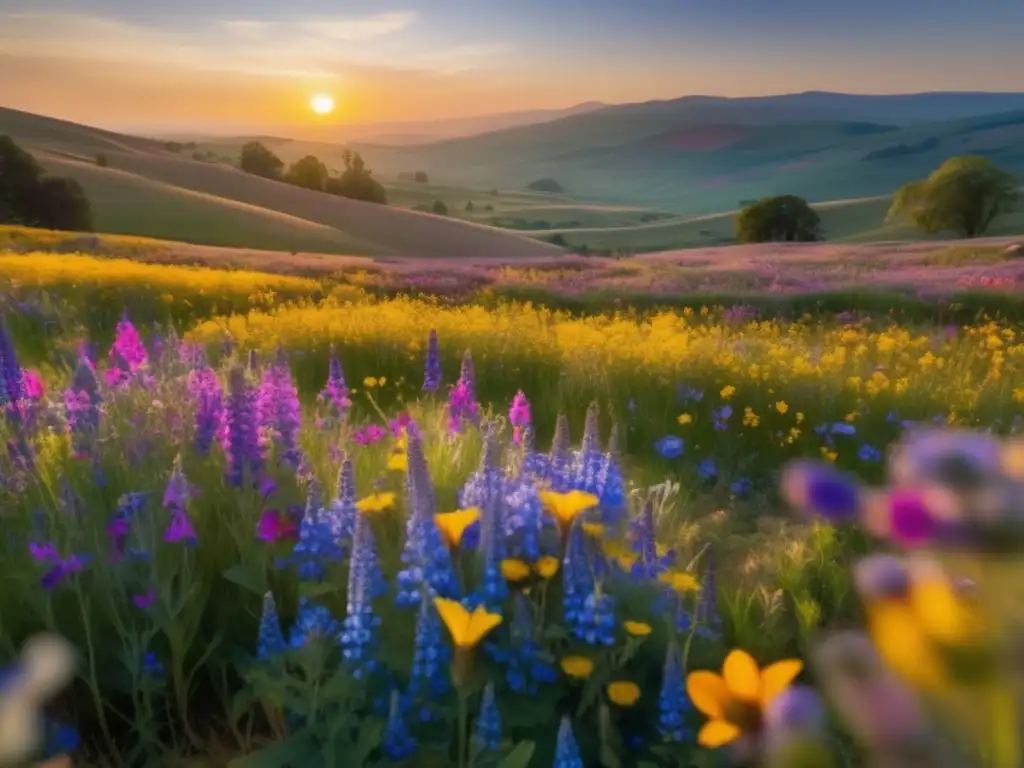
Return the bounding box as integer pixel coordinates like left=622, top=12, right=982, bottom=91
left=554, top=717, right=584, bottom=768
left=503, top=475, right=545, bottom=561
left=325, top=456, right=358, bottom=545
left=257, top=591, right=287, bottom=659
left=462, top=429, right=508, bottom=611
left=382, top=690, right=418, bottom=761
left=562, top=523, right=595, bottom=636
left=410, top=596, right=451, bottom=700
left=225, top=367, right=263, bottom=488
left=287, top=507, right=343, bottom=582
left=630, top=500, right=659, bottom=580
left=289, top=599, right=340, bottom=648
left=575, top=587, right=616, bottom=646
left=474, top=682, right=501, bottom=752
left=658, top=643, right=693, bottom=742
left=654, top=436, right=684, bottom=459
left=547, top=414, right=573, bottom=490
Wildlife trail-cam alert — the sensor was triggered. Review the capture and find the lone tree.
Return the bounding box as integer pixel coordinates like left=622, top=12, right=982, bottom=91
left=735, top=195, right=821, bottom=243
left=285, top=155, right=329, bottom=191
left=239, top=141, right=284, bottom=180
left=324, top=150, right=387, bottom=205
left=0, top=136, right=94, bottom=231
left=432, top=200, right=448, bottom=216
left=886, top=156, right=1019, bottom=239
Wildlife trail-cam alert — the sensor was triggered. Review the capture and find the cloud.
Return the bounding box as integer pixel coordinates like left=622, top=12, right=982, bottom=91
left=0, top=10, right=480, bottom=78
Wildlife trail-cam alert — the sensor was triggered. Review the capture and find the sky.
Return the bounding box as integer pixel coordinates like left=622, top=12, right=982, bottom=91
left=1, top=0, right=1023, bottom=137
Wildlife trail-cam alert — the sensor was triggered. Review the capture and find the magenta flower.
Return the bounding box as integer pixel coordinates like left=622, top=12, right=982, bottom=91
left=21, top=369, right=44, bottom=400
left=353, top=424, right=387, bottom=446
left=164, top=510, right=197, bottom=545
left=133, top=589, right=157, bottom=609
left=886, top=490, right=937, bottom=549
left=509, top=391, right=532, bottom=445
left=39, top=553, right=91, bottom=590
left=389, top=412, right=413, bottom=437
left=29, top=541, right=60, bottom=564
left=257, top=509, right=298, bottom=543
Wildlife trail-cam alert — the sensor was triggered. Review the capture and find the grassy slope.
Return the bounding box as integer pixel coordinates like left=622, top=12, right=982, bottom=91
left=0, top=108, right=563, bottom=259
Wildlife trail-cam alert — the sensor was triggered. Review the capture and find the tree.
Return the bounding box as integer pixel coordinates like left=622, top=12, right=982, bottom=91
left=414, top=171, right=429, bottom=183
left=886, top=156, right=1020, bottom=239
left=95, top=154, right=109, bottom=168
left=239, top=141, right=284, bottom=180
left=735, top=195, right=822, bottom=243
left=465, top=201, right=475, bottom=212
left=284, top=155, right=329, bottom=191
left=0, top=135, right=94, bottom=231
left=527, top=178, right=564, bottom=194
left=432, top=200, right=448, bottom=215
left=325, top=151, right=387, bottom=205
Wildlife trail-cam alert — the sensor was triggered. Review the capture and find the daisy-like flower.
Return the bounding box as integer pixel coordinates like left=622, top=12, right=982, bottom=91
left=499, top=559, right=530, bottom=583
left=539, top=490, right=599, bottom=532
left=560, top=656, right=594, bottom=679
left=623, top=620, right=652, bottom=637
left=607, top=681, right=641, bottom=707
left=356, top=492, right=397, bottom=515
left=686, top=649, right=803, bottom=748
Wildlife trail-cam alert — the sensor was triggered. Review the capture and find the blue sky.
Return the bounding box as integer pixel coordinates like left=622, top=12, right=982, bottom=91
left=1, top=0, right=1022, bottom=133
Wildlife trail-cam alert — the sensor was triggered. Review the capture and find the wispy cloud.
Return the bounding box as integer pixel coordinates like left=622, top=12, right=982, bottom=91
left=0, top=10, right=505, bottom=78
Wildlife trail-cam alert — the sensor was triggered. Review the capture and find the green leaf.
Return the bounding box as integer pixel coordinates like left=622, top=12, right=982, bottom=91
left=223, top=564, right=266, bottom=595
left=543, top=624, right=568, bottom=641
left=337, top=721, right=383, bottom=768
left=298, top=581, right=340, bottom=598
left=497, top=740, right=536, bottom=768
left=227, top=732, right=320, bottom=768
left=600, top=742, right=622, bottom=768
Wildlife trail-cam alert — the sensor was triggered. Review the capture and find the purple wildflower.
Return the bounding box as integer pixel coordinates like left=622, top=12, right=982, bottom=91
left=422, top=329, right=442, bottom=392
left=353, top=424, right=387, bottom=446
left=104, top=310, right=149, bottom=389
left=224, top=367, right=263, bottom=487
left=64, top=357, right=102, bottom=456
left=188, top=367, right=225, bottom=455
left=133, top=589, right=157, bottom=609
left=509, top=391, right=531, bottom=446
left=257, top=353, right=303, bottom=470
left=447, top=350, right=479, bottom=433
left=318, top=346, right=351, bottom=420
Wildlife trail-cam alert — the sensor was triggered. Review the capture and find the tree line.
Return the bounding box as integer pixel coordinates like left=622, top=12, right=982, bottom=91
left=0, top=136, right=94, bottom=231
left=239, top=142, right=387, bottom=205
left=735, top=155, right=1019, bottom=243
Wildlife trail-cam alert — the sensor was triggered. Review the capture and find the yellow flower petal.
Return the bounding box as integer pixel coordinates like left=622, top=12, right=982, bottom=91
left=697, top=720, right=742, bottom=748
left=659, top=571, right=699, bottom=593
left=561, top=655, right=594, bottom=679
left=722, top=649, right=761, bottom=702
left=868, top=600, right=945, bottom=690
left=463, top=605, right=503, bottom=648
left=582, top=522, right=605, bottom=538
left=607, top=681, right=641, bottom=706
left=759, top=659, right=803, bottom=709
left=500, top=558, right=531, bottom=582
left=616, top=553, right=638, bottom=571
left=434, top=597, right=470, bottom=646
left=355, top=492, right=396, bottom=515
left=539, top=490, right=599, bottom=527
left=433, top=509, right=480, bottom=548
left=387, top=452, right=408, bottom=472
left=623, top=620, right=652, bottom=637
left=534, top=556, right=560, bottom=579
left=909, top=578, right=979, bottom=646
left=686, top=671, right=729, bottom=719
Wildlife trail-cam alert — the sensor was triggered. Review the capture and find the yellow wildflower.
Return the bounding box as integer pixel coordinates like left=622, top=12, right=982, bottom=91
left=434, top=598, right=502, bottom=649
left=355, top=492, right=396, bottom=515
left=534, top=556, right=561, bottom=579
left=434, top=508, right=480, bottom=548
left=378, top=376, right=387, bottom=386
left=623, top=621, right=652, bottom=637
left=686, top=649, right=803, bottom=748
left=1002, top=439, right=1024, bottom=480
left=582, top=522, right=606, bottom=538
left=616, top=552, right=638, bottom=571
left=607, top=681, right=641, bottom=707
left=363, top=376, right=378, bottom=388
left=774, top=401, right=789, bottom=414
left=844, top=412, right=857, bottom=423
left=720, top=385, right=736, bottom=400
left=539, top=490, right=599, bottom=529
left=659, top=571, right=699, bottom=593
left=560, top=656, right=594, bottom=679
left=386, top=452, right=408, bottom=472
left=795, top=412, right=804, bottom=424
left=1013, top=387, right=1024, bottom=403
left=500, top=558, right=531, bottom=582
left=677, top=413, right=693, bottom=425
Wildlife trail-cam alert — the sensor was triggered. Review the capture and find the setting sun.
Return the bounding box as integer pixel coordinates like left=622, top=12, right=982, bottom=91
left=309, top=93, right=335, bottom=115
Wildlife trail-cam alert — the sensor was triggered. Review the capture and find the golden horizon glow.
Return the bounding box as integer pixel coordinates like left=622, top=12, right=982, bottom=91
left=309, top=93, right=335, bottom=115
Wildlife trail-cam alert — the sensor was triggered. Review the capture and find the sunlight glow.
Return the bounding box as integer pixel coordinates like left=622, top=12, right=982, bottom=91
left=309, top=93, right=335, bottom=115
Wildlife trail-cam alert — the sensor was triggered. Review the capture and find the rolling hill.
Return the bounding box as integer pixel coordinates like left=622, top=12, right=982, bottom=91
left=349, top=91, right=1024, bottom=213
left=0, top=107, right=562, bottom=259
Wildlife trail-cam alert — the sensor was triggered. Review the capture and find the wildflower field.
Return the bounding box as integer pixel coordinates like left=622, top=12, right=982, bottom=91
left=1, top=251, right=1024, bottom=767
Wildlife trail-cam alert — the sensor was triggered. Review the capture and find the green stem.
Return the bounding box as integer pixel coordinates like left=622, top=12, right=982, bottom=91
left=458, top=692, right=469, bottom=768
left=988, top=683, right=1020, bottom=768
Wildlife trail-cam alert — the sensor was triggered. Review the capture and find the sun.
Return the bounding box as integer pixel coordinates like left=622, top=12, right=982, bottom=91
left=310, top=93, right=335, bottom=115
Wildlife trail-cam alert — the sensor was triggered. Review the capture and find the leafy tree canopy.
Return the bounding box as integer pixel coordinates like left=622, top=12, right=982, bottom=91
left=0, top=135, right=94, bottom=231
left=735, top=195, right=822, bottom=243
left=886, top=155, right=1020, bottom=238
left=239, top=141, right=284, bottom=180
left=284, top=155, right=329, bottom=192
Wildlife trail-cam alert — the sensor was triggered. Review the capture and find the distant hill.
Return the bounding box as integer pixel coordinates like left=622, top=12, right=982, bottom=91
left=0, top=107, right=562, bottom=259
left=350, top=91, right=1024, bottom=213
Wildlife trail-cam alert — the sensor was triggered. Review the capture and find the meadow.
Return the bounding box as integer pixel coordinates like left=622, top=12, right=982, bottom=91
left=1, top=249, right=1023, bottom=766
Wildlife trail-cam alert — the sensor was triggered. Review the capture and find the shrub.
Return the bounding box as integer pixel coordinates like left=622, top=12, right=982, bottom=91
left=432, top=200, right=448, bottom=215
left=94, top=154, right=109, bottom=168
left=325, top=151, right=387, bottom=205
left=526, top=178, right=565, bottom=194
left=735, top=195, right=822, bottom=243
left=414, top=171, right=429, bottom=183
left=0, top=136, right=95, bottom=232
left=239, top=141, right=285, bottom=180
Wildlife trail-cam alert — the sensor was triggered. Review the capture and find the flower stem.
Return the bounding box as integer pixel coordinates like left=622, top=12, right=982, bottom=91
left=457, top=691, right=469, bottom=768
left=988, top=683, right=1020, bottom=768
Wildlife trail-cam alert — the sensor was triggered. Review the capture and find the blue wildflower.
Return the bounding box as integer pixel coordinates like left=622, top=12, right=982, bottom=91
left=474, top=682, right=501, bottom=752
left=340, top=514, right=383, bottom=677
left=676, top=383, right=704, bottom=405
left=711, top=405, right=732, bottom=431
left=257, top=352, right=303, bottom=470
left=0, top=317, right=24, bottom=405
left=654, top=436, right=684, bottom=459
left=547, top=414, right=573, bottom=490
left=694, top=549, right=722, bottom=640
left=630, top=500, right=670, bottom=580
left=697, top=459, right=718, bottom=482
left=142, top=651, right=163, bottom=677
left=461, top=428, right=508, bottom=611
left=489, top=593, right=556, bottom=695
left=318, top=345, right=351, bottom=422
left=858, top=443, right=882, bottom=462
left=575, top=587, right=616, bottom=646
left=658, top=643, right=693, bottom=743
left=410, top=596, right=451, bottom=699
left=382, top=690, right=418, bottom=761
left=65, top=356, right=102, bottom=455
left=289, top=599, right=341, bottom=648
left=503, top=474, right=545, bottom=561
left=423, top=329, right=442, bottom=392
left=42, top=719, right=79, bottom=758
left=225, top=367, right=263, bottom=488
left=324, top=456, right=357, bottom=545
left=287, top=489, right=344, bottom=582
left=257, top=591, right=287, bottom=659
left=730, top=477, right=753, bottom=497
left=562, top=522, right=594, bottom=636
left=553, top=717, right=584, bottom=768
